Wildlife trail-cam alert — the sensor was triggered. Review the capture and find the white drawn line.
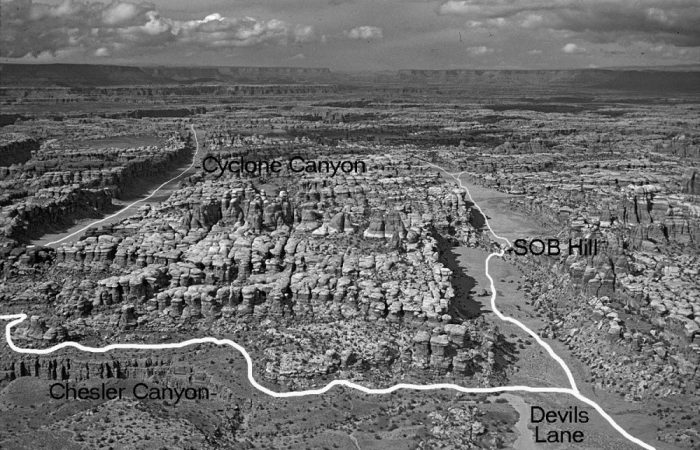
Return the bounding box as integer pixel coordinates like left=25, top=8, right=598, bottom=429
left=0, top=313, right=567, bottom=397
left=348, top=433, right=361, bottom=450
left=0, top=312, right=655, bottom=450
left=419, top=162, right=653, bottom=450
left=44, top=124, right=201, bottom=246
left=0, top=140, right=654, bottom=450
left=424, top=164, right=579, bottom=392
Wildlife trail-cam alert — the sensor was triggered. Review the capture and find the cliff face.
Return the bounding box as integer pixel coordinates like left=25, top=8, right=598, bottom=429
left=2, top=64, right=698, bottom=94
left=513, top=189, right=700, bottom=251
left=2, top=187, right=114, bottom=242
left=396, top=69, right=700, bottom=93
left=0, top=134, right=38, bottom=166
left=0, top=136, right=193, bottom=243
left=0, top=64, right=333, bottom=87
left=1, top=153, right=513, bottom=388
left=683, top=169, right=700, bottom=195
left=0, top=85, right=337, bottom=107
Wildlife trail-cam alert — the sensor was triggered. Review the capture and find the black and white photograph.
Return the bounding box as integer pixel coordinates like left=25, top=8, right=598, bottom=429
left=0, top=0, right=698, bottom=448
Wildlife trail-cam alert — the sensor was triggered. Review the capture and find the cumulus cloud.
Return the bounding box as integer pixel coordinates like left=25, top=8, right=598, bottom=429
left=0, top=0, right=317, bottom=58
left=437, top=0, right=700, bottom=47
left=562, top=43, right=586, bottom=54
left=439, top=0, right=499, bottom=17
left=344, top=25, right=383, bottom=40
left=294, top=25, right=316, bottom=43
left=520, top=13, right=544, bottom=29
left=173, top=14, right=315, bottom=48
left=94, top=47, right=111, bottom=57
left=466, top=45, right=493, bottom=55
left=101, top=2, right=148, bottom=26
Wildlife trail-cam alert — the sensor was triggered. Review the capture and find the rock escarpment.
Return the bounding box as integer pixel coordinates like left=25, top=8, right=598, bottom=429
left=0, top=133, right=37, bottom=167
left=4, top=150, right=507, bottom=388
left=0, top=131, right=192, bottom=243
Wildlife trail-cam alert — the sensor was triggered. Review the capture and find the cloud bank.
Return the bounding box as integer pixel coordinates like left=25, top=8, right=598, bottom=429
left=344, top=26, right=384, bottom=40
left=0, top=0, right=697, bottom=68
left=0, top=0, right=317, bottom=58
left=438, top=0, right=700, bottom=47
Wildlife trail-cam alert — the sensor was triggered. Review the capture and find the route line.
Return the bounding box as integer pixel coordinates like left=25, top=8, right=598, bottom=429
left=44, top=124, right=201, bottom=246
left=0, top=138, right=654, bottom=449
left=423, top=163, right=580, bottom=392
left=420, top=161, right=653, bottom=450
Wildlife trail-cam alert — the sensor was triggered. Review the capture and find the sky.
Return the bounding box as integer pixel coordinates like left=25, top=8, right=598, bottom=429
left=1, top=0, right=699, bottom=70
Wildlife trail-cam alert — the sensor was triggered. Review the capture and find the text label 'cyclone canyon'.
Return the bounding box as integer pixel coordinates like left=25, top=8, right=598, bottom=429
left=202, top=155, right=368, bottom=178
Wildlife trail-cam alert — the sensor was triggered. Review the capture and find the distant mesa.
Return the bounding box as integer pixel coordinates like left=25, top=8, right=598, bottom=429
left=397, top=69, right=700, bottom=93
left=0, top=64, right=699, bottom=94
left=0, top=64, right=333, bottom=87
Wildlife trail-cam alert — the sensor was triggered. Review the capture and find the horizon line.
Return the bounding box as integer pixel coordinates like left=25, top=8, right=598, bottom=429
left=1, top=61, right=699, bottom=73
